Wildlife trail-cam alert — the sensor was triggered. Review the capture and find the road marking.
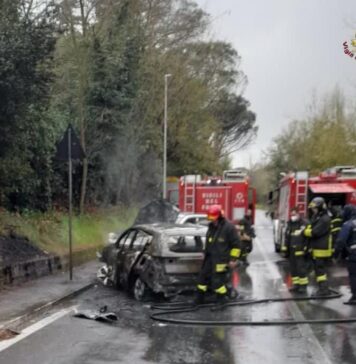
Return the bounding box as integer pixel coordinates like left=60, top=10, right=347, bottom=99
left=0, top=307, right=75, bottom=353
left=254, top=235, right=333, bottom=364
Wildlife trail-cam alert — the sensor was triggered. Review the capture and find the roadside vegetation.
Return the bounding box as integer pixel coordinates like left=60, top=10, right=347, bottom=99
left=0, top=207, right=137, bottom=255
left=251, top=89, right=356, bottom=205
left=0, top=0, right=257, bottom=253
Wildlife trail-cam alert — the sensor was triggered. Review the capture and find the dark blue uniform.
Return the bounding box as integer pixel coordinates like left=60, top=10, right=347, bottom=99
left=335, top=205, right=356, bottom=304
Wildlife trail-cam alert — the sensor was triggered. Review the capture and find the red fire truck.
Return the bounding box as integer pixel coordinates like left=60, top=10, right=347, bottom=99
left=171, top=169, right=257, bottom=223
left=268, top=166, right=356, bottom=252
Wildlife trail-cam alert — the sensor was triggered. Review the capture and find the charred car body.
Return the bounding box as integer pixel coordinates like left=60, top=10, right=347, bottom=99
left=97, top=224, right=207, bottom=300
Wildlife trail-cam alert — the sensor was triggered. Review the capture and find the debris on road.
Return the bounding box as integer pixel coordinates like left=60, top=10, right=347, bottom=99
left=73, top=307, right=117, bottom=323
left=0, top=328, right=20, bottom=341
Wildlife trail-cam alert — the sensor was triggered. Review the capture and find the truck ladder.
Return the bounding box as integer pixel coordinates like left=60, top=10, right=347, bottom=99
left=295, top=171, right=309, bottom=218
left=184, top=175, right=196, bottom=213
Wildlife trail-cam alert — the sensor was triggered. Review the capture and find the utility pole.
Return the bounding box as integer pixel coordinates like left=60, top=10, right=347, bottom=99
left=67, top=127, right=73, bottom=281
left=163, top=73, right=172, bottom=199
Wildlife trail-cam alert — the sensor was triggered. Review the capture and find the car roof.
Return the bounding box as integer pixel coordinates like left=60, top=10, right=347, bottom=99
left=177, top=213, right=207, bottom=217
left=134, top=223, right=207, bottom=235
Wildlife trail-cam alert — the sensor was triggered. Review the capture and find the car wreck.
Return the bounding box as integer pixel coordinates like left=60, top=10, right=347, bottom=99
left=97, top=224, right=207, bottom=300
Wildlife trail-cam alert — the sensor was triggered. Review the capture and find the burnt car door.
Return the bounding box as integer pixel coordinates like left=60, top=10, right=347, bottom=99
left=120, top=230, right=152, bottom=290
left=116, top=229, right=138, bottom=287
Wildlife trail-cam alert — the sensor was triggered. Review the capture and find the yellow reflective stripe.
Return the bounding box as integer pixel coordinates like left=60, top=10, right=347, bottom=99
left=215, top=264, right=228, bottom=272
left=230, top=248, right=241, bottom=258
left=299, top=277, right=309, bottom=285
left=331, top=218, right=342, bottom=223
left=292, top=276, right=300, bottom=284
left=291, top=230, right=302, bottom=236
left=197, top=284, right=208, bottom=292
left=295, top=251, right=305, bottom=256
left=281, top=245, right=288, bottom=252
left=304, top=228, right=312, bottom=238
left=215, top=285, right=227, bottom=294
left=316, top=274, right=327, bottom=282
left=331, top=227, right=341, bottom=233
left=208, top=237, right=213, bottom=243
left=312, top=249, right=332, bottom=258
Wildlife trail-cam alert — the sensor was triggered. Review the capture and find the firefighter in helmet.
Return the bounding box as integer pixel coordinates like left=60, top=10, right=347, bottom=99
left=236, top=208, right=255, bottom=266
left=285, top=207, right=309, bottom=294
left=196, top=205, right=241, bottom=305
left=304, top=197, right=332, bottom=295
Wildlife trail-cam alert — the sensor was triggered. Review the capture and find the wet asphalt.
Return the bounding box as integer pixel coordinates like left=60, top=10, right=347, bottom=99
left=1, top=211, right=356, bottom=364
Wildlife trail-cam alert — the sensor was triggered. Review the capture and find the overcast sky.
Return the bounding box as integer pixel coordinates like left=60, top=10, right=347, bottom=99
left=196, top=0, right=356, bottom=168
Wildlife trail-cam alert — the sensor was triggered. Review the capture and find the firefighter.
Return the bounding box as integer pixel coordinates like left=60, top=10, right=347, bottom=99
left=196, top=205, right=241, bottom=305
left=328, top=201, right=343, bottom=254
left=237, top=209, right=256, bottom=266
left=335, top=205, right=356, bottom=305
left=285, top=207, right=309, bottom=294
left=304, top=197, right=332, bottom=296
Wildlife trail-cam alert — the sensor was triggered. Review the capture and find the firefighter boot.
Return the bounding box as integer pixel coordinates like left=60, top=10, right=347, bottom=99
left=194, top=291, right=206, bottom=305
left=213, top=293, right=230, bottom=310
left=289, top=285, right=300, bottom=293
left=297, top=285, right=308, bottom=295
left=313, top=281, right=331, bottom=297
left=343, top=295, right=356, bottom=305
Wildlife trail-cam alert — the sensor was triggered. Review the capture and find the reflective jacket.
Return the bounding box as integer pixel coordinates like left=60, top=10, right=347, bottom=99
left=205, top=217, right=241, bottom=270
left=304, top=211, right=332, bottom=258
left=330, top=209, right=343, bottom=248
left=284, top=218, right=308, bottom=254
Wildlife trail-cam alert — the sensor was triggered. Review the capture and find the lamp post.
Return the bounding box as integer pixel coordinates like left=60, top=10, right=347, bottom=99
left=163, top=73, right=172, bottom=199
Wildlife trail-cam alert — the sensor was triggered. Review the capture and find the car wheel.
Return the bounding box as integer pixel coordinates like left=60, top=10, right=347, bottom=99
left=97, top=264, right=112, bottom=286
left=132, top=276, right=149, bottom=301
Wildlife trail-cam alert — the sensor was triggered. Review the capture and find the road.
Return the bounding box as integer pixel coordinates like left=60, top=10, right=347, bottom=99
left=1, top=211, right=356, bottom=364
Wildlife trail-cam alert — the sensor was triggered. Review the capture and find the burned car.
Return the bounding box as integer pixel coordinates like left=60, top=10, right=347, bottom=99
left=97, top=224, right=207, bottom=301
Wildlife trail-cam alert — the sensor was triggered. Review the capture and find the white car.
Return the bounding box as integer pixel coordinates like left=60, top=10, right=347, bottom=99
left=176, top=213, right=209, bottom=226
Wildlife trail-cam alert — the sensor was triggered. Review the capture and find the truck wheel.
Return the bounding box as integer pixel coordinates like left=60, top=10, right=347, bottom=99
left=132, top=276, right=149, bottom=301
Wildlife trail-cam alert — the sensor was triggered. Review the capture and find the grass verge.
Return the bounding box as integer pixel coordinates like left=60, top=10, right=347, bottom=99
left=0, top=207, right=137, bottom=256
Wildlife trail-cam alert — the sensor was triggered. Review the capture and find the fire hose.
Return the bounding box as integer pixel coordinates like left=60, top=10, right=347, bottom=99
left=149, top=290, right=356, bottom=326
left=150, top=268, right=356, bottom=327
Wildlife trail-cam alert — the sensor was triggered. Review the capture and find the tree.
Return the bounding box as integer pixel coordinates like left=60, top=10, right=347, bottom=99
left=0, top=0, right=57, bottom=210
left=267, top=89, right=356, bottom=184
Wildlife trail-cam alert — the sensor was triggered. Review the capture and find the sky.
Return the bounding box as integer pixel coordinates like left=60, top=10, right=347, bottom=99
left=196, top=0, right=356, bottom=168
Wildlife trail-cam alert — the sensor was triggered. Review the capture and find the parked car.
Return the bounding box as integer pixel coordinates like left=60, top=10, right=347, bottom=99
left=175, top=213, right=209, bottom=226
left=97, top=223, right=207, bottom=301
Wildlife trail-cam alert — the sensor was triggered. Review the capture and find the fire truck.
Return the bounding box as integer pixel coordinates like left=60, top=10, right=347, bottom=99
left=169, top=169, right=257, bottom=223
left=268, top=166, right=356, bottom=252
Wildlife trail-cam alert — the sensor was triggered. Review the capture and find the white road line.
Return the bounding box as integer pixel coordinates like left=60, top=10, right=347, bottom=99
left=254, top=235, right=333, bottom=364
left=0, top=307, right=75, bottom=353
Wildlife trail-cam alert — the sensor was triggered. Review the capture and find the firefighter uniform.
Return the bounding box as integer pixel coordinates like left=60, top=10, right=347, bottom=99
left=330, top=207, right=343, bottom=253
left=335, top=205, right=356, bottom=304
left=304, top=207, right=332, bottom=294
left=285, top=218, right=309, bottom=292
left=237, top=216, right=255, bottom=265
left=197, top=217, right=241, bottom=300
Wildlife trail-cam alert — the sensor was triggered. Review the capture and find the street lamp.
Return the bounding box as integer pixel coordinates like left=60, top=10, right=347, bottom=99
left=163, top=73, right=172, bottom=199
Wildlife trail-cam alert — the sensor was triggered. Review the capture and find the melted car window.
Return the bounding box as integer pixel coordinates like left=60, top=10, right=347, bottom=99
left=168, top=235, right=205, bottom=253
left=132, top=232, right=152, bottom=251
